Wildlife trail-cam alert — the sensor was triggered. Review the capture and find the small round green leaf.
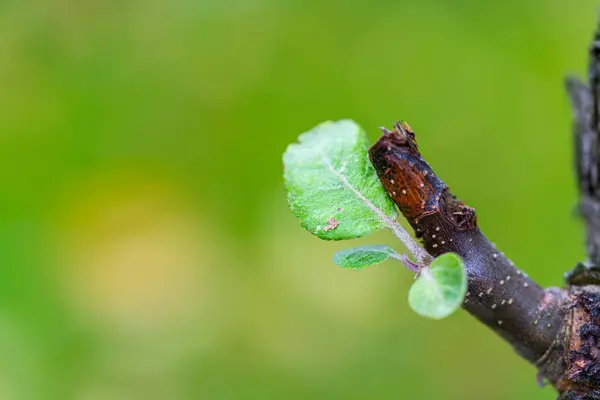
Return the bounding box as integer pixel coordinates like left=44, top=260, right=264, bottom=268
left=408, top=253, right=467, bottom=319
left=283, top=120, right=397, bottom=240
left=333, top=245, right=395, bottom=269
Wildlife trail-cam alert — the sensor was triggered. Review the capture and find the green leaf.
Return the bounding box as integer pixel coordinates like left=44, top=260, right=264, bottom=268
left=333, top=245, right=396, bottom=269
left=408, top=253, right=467, bottom=319
left=283, top=120, right=397, bottom=240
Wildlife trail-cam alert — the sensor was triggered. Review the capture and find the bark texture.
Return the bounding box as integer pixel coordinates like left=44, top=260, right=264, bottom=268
left=369, top=123, right=565, bottom=364
left=553, top=25, right=600, bottom=400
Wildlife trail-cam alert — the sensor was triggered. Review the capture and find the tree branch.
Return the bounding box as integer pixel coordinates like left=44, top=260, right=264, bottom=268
left=550, top=25, right=600, bottom=400
left=368, top=122, right=567, bottom=365
left=567, top=27, right=600, bottom=268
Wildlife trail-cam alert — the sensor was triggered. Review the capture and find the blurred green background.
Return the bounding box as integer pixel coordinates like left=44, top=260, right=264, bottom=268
left=0, top=0, right=595, bottom=399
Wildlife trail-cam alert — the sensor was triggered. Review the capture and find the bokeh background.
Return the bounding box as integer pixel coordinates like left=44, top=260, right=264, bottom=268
left=0, top=1, right=597, bottom=399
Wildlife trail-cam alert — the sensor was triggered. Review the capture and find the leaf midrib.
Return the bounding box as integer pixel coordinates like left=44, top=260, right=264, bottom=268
left=317, top=148, right=393, bottom=225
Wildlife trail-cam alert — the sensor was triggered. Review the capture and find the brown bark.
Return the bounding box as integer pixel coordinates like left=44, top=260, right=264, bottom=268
left=369, top=123, right=566, bottom=364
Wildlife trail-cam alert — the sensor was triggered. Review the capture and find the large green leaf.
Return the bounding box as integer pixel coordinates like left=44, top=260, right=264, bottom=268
left=333, top=245, right=396, bottom=269
left=283, top=120, right=397, bottom=240
left=408, top=253, right=467, bottom=319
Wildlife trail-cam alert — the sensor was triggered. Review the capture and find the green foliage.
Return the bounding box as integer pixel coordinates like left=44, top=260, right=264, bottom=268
left=332, top=245, right=396, bottom=269
left=408, top=253, right=467, bottom=319
left=283, top=120, right=397, bottom=240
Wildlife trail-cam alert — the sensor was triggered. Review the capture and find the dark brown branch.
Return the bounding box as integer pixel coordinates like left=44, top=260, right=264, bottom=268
left=567, top=77, right=600, bottom=268
left=368, top=122, right=566, bottom=365
left=551, top=25, right=600, bottom=400
left=568, top=26, right=600, bottom=268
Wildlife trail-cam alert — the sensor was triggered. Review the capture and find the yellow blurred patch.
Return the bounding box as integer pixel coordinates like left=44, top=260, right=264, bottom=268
left=52, top=168, right=223, bottom=336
